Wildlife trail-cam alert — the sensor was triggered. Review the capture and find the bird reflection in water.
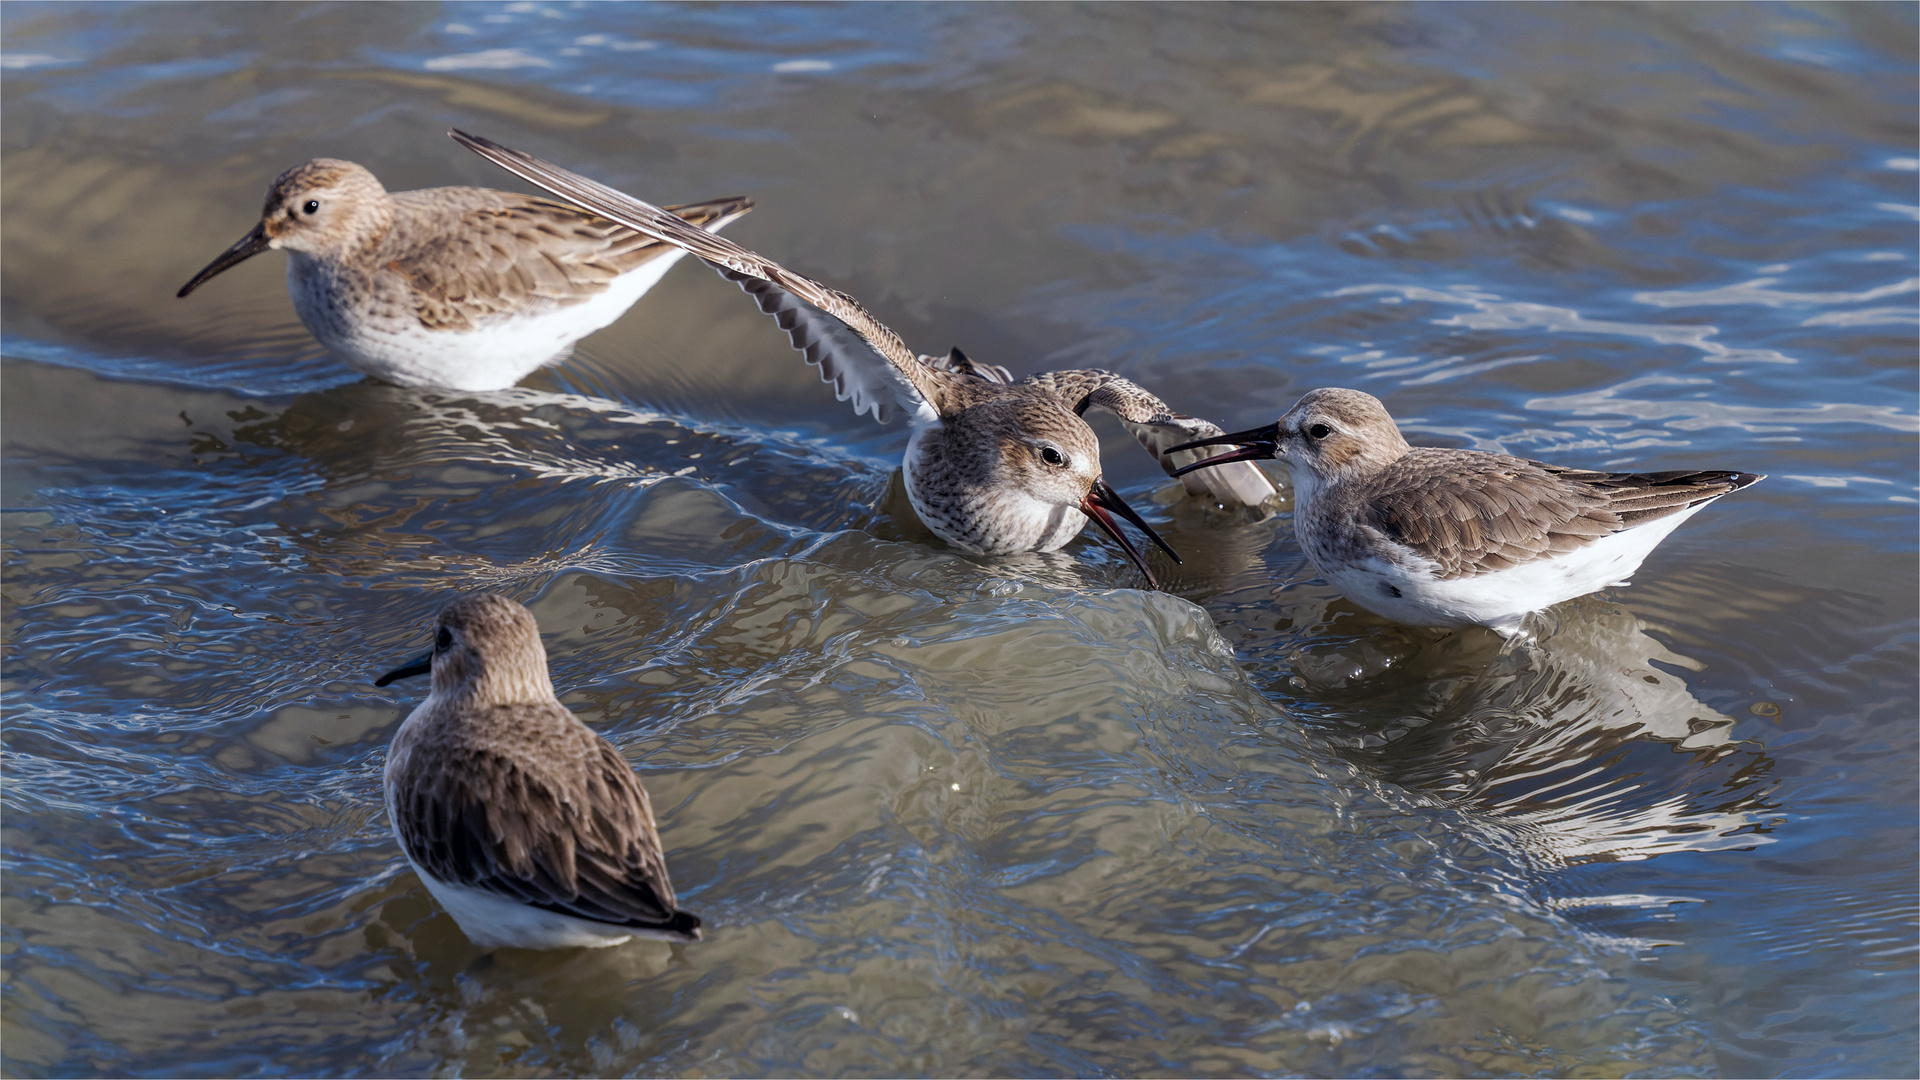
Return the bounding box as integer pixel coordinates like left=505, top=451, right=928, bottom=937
left=215, top=380, right=680, bottom=485
left=1292, top=597, right=1778, bottom=868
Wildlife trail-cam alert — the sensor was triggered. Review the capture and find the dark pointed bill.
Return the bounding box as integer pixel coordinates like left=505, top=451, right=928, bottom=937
left=1165, top=422, right=1281, bottom=477
left=373, top=650, right=433, bottom=687
left=1081, top=479, right=1182, bottom=590
left=177, top=222, right=272, bottom=298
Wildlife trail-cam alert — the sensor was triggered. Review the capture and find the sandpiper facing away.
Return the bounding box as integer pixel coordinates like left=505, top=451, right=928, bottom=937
left=374, top=594, right=700, bottom=950
left=178, top=158, right=751, bottom=391
left=1171, top=388, right=1763, bottom=635
left=451, top=130, right=1276, bottom=589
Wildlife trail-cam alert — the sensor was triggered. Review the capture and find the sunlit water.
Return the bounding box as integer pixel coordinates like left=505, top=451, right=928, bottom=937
left=3, top=3, right=1915, bottom=1076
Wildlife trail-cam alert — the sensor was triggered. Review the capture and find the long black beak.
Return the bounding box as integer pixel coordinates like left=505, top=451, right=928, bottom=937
left=1165, top=422, right=1281, bottom=477
left=1081, top=478, right=1182, bottom=590
left=373, top=650, right=433, bottom=688
left=177, top=221, right=272, bottom=298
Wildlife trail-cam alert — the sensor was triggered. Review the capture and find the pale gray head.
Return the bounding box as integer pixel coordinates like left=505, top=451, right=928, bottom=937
left=1272, top=388, right=1411, bottom=480
left=1166, top=386, right=1413, bottom=483
left=941, top=394, right=1178, bottom=584
left=177, top=158, right=394, bottom=297
left=373, top=593, right=555, bottom=705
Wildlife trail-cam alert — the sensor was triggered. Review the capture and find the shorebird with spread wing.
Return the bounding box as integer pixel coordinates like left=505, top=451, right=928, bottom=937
left=451, top=130, right=1275, bottom=588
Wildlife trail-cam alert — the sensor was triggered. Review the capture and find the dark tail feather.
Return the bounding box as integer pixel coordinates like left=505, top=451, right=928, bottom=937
left=656, top=909, right=703, bottom=941
left=1606, top=469, right=1765, bottom=527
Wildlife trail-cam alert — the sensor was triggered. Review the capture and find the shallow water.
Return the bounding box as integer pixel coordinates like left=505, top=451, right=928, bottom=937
left=2, top=3, right=1915, bottom=1076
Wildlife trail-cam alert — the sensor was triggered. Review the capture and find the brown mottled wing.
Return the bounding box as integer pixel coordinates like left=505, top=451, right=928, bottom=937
left=1365, top=449, right=1761, bottom=579
left=388, top=189, right=750, bottom=333
left=1022, top=369, right=1279, bottom=510
left=394, top=712, right=688, bottom=932
left=451, top=129, right=944, bottom=422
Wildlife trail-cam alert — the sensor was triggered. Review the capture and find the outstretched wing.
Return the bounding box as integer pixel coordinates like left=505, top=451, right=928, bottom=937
left=713, top=267, right=931, bottom=423
left=1022, top=370, right=1278, bottom=510
left=1366, top=451, right=1763, bottom=579
left=451, top=129, right=941, bottom=425
left=393, top=719, right=697, bottom=938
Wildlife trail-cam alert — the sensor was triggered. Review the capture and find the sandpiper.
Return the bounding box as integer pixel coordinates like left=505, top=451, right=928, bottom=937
left=177, top=158, right=752, bottom=391
left=451, top=130, right=1276, bottom=588
left=1170, top=388, right=1763, bottom=635
left=374, top=593, right=700, bottom=950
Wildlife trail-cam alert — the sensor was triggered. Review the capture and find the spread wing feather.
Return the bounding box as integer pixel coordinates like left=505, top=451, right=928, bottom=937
left=394, top=714, right=691, bottom=935
left=1022, top=369, right=1279, bottom=510
left=451, top=129, right=941, bottom=423
left=719, top=268, right=928, bottom=423
left=1364, top=451, right=1761, bottom=579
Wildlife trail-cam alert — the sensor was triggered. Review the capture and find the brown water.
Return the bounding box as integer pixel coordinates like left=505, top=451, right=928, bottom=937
left=3, top=3, right=1916, bottom=1076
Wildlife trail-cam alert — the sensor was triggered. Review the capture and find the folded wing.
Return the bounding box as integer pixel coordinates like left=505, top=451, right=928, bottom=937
left=396, top=731, right=695, bottom=937
left=1366, top=451, right=1762, bottom=579
left=390, top=191, right=751, bottom=333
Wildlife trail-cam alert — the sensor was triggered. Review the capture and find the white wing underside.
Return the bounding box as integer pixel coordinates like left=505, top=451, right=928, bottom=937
left=1119, top=415, right=1279, bottom=509
left=719, top=269, right=932, bottom=426
left=1034, top=374, right=1275, bottom=511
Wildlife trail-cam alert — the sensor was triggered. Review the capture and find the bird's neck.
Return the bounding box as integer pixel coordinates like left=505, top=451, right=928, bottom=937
left=432, top=656, right=558, bottom=709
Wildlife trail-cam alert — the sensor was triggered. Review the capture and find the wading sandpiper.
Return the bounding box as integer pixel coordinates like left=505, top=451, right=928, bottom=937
left=375, top=593, right=701, bottom=950
left=177, top=158, right=751, bottom=391
left=451, top=130, right=1276, bottom=588
left=1171, top=388, right=1763, bottom=635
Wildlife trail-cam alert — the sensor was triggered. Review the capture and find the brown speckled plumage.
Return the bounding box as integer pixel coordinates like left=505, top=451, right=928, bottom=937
left=1173, top=387, right=1763, bottom=632
left=381, top=594, right=698, bottom=945
left=1273, top=389, right=1762, bottom=581
left=1355, top=453, right=1752, bottom=580
left=178, top=157, right=751, bottom=389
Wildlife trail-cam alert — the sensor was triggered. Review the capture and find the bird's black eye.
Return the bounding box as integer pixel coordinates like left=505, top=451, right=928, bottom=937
left=1308, top=423, right=1332, bottom=440
left=302, top=199, right=320, bottom=215
left=435, top=626, right=453, bottom=651
left=1040, top=446, right=1067, bottom=467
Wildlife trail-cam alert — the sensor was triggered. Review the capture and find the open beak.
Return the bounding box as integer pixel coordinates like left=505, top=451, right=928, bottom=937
left=1165, top=422, right=1281, bottom=477
left=177, top=221, right=272, bottom=298
left=1081, top=478, right=1182, bottom=590
left=373, top=650, right=433, bottom=688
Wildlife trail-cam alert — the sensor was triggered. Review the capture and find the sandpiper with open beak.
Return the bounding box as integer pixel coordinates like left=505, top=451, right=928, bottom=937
left=450, top=130, right=1277, bottom=588
left=1170, top=387, right=1763, bottom=635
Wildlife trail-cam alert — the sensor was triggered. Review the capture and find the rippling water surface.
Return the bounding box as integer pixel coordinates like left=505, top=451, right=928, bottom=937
left=3, top=3, right=1915, bottom=1076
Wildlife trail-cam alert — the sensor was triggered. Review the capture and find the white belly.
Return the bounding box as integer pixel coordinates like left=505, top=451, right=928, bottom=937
left=291, top=250, right=688, bottom=391
left=1324, top=506, right=1705, bottom=635
left=404, top=855, right=639, bottom=950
